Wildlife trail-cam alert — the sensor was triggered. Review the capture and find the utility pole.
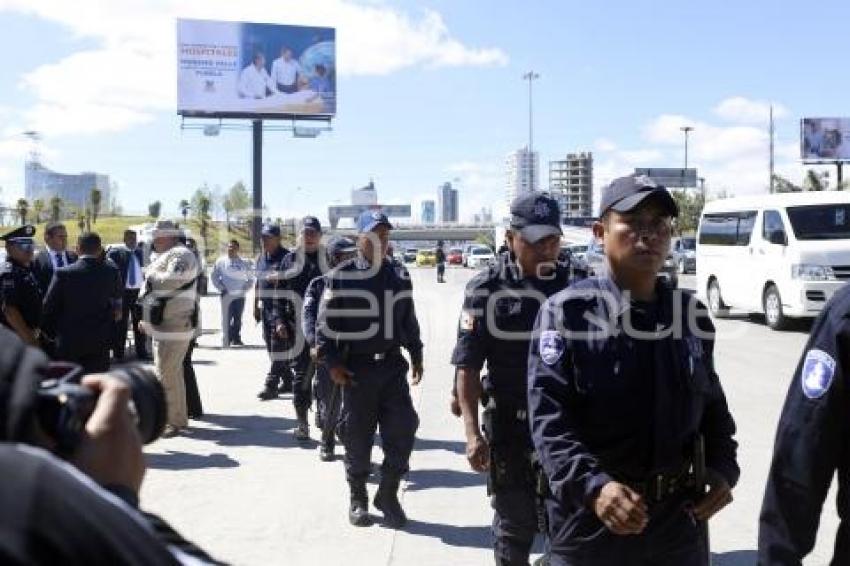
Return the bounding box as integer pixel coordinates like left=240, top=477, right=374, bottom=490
left=680, top=126, right=694, bottom=176
left=523, top=71, right=539, bottom=192
left=769, top=105, right=775, bottom=193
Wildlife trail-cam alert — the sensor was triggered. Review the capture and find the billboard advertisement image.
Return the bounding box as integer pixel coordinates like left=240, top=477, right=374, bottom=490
left=801, top=118, right=850, bottom=161
left=177, top=19, right=336, bottom=119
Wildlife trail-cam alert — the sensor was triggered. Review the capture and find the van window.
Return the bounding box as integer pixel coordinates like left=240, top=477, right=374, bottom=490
left=762, top=210, right=786, bottom=242
left=787, top=204, right=850, bottom=240
left=698, top=211, right=757, bottom=246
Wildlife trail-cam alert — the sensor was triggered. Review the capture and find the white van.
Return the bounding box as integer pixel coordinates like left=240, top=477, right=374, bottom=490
left=696, top=192, right=850, bottom=329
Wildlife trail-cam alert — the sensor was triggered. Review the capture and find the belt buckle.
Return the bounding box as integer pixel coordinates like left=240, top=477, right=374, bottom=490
left=373, top=352, right=386, bottom=361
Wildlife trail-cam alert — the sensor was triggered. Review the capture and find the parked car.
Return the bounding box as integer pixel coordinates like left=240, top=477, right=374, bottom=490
left=671, top=236, right=696, bottom=274
left=465, top=245, right=495, bottom=269
left=415, top=249, right=436, bottom=267
left=565, top=243, right=588, bottom=262
left=447, top=247, right=463, bottom=265
left=584, top=238, right=678, bottom=288
left=697, top=191, right=850, bottom=330
left=403, top=248, right=418, bottom=263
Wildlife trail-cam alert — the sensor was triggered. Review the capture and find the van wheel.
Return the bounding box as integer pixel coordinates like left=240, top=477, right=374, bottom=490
left=763, top=285, right=789, bottom=330
left=708, top=279, right=729, bottom=317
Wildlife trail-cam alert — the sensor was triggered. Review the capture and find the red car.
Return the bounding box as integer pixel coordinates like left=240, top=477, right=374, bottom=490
left=447, top=248, right=463, bottom=265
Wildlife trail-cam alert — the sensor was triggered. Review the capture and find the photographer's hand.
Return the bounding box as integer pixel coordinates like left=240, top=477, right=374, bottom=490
left=71, top=374, right=146, bottom=496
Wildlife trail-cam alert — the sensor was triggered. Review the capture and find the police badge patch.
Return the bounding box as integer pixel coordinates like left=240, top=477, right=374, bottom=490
left=539, top=330, right=565, bottom=366
left=460, top=310, right=475, bottom=331
left=801, top=349, right=836, bottom=400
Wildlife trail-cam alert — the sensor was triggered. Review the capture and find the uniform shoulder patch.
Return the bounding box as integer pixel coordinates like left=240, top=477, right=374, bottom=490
left=459, top=310, right=476, bottom=331
left=801, top=348, right=836, bottom=399
left=539, top=330, right=565, bottom=366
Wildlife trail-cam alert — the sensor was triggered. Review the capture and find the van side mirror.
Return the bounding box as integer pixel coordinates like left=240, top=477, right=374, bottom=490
left=768, top=231, right=787, bottom=246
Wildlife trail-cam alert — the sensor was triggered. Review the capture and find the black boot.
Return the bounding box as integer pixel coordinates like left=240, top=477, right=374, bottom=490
left=374, top=476, right=407, bottom=528
left=319, top=439, right=335, bottom=462
left=258, top=375, right=279, bottom=400
left=294, top=408, right=310, bottom=441
left=348, top=481, right=372, bottom=526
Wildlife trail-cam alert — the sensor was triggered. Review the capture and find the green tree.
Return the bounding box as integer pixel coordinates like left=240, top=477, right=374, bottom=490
left=77, top=210, right=85, bottom=232
left=32, top=199, right=44, bottom=223
left=225, top=181, right=251, bottom=228
left=89, top=188, right=102, bottom=224
left=803, top=170, right=827, bottom=192
left=148, top=200, right=162, bottom=218
left=474, top=232, right=495, bottom=250
left=49, top=196, right=63, bottom=222
left=191, top=187, right=213, bottom=253
left=16, top=198, right=28, bottom=225
left=670, top=189, right=705, bottom=235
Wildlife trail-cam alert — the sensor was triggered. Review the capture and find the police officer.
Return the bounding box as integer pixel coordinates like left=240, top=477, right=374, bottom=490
left=452, top=193, right=577, bottom=566
left=436, top=240, right=446, bottom=283
left=527, top=175, right=739, bottom=565
left=303, top=236, right=357, bottom=461
left=758, top=283, right=850, bottom=564
left=275, top=216, right=328, bottom=440
left=254, top=224, right=291, bottom=400
left=0, top=225, right=41, bottom=347
left=316, top=210, right=423, bottom=528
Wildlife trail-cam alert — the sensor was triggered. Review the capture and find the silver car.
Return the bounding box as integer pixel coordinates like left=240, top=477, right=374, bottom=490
left=584, top=238, right=678, bottom=288
left=671, top=236, right=696, bottom=274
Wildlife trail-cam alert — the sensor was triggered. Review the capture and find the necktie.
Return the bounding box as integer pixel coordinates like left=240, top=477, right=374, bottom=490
left=55, top=252, right=64, bottom=268
left=127, top=252, right=137, bottom=286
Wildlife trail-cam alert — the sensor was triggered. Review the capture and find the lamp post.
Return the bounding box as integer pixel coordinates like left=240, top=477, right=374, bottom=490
left=680, top=126, right=694, bottom=187
left=523, top=71, right=540, bottom=192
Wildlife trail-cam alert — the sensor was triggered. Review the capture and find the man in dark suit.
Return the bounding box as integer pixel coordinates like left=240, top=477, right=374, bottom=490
left=107, top=229, right=148, bottom=360
left=31, top=222, right=78, bottom=296
left=41, top=232, right=123, bottom=373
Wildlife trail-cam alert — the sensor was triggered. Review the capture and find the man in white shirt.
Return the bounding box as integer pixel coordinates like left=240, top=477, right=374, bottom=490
left=107, top=229, right=148, bottom=360
left=270, top=47, right=302, bottom=94
left=237, top=52, right=274, bottom=99
left=211, top=239, right=253, bottom=348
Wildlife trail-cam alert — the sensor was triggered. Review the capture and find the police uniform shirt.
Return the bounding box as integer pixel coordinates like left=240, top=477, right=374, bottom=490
left=758, top=283, right=850, bottom=564
left=273, top=249, right=325, bottom=333
left=302, top=274, right=327, bottom=348
left=316, top=256, right=422, bottom=368
left=526, top=275, right=739, bottom=549
left=450, top=251, right=572, bottom=402
left=0, top=258, right=41, bottom=330
left=255, top=246, right=288, bottom=301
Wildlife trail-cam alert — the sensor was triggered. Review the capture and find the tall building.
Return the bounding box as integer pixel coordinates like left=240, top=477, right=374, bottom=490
left=437, top=182, right=458, bottom=224
left=549, top=152, right=593, bottom=219
left=421, top=200, right=436, bottom=224
left=505, top=147, right=540, bottom=207
left=25, top=159, right=110, bottom=211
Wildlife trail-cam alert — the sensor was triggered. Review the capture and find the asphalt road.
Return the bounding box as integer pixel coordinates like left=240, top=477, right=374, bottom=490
left=141, top=268, right=838, bottom=565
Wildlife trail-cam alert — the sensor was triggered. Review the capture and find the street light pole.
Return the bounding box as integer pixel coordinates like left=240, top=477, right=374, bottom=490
left=680, top=125, right=694, bottom=190
left=523, top=71, right=540, bottom=192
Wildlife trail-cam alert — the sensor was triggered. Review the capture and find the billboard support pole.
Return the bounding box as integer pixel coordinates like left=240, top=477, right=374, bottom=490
left=252, top=119, right=263, bottom=254
left=838, top=161, right=844, bottom=190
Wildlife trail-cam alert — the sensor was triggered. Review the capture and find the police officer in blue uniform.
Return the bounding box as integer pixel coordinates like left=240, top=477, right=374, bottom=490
left=758, top=283, right=850, bottom=565
left=451, top=193, right=577, bottom=566
left=253, top=224, right=292, bottom=400
left=274, top=216, right=328, bottom=439
left=303, top=236, right=357, bottom=461
left=527, top=175, right=739, bottom=565
left=316, top=210, right=423, bottom=528
left=0, top=225, right=41, bottom=347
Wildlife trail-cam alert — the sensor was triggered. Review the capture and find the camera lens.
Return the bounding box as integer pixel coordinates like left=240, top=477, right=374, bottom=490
left=111, top=366, right=167, bottom=444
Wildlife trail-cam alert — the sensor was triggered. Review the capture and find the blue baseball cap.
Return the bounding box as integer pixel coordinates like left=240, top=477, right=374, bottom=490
left=510, top=193, right=562, bottom=243
left=261, top=224, right=281, bottom=237
left=357, top=209, right=393, bottom=233
left=301, top=216, right=322, bottom=233
left=599, top=175, right=679, bottom=218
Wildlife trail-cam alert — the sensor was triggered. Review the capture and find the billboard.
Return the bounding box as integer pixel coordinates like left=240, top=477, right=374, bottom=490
left=634, top=168, right=698, bottom=188
left=177, top=19, right=336, bottom=119
left=801, top=118, right=850, bottom=161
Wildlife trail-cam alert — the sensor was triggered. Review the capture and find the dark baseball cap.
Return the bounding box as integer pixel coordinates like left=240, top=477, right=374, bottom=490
left=599, top=175, right=679, bottom=218
left=327, top=236, right=357, bottom=257
left=301, top=216, right=322, bottom=233
left=357, top=210, right=393, bottom=233
left=261, top=224, right=281, bottom=237
left=510, top=193, right=562, bottom=243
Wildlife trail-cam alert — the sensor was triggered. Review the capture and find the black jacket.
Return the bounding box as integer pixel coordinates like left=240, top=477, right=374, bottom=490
left=41, top=257, right=122, bottom=355
left=106, top=246, right=144, bottom=288
left=31, top=249, right=78, bottom=296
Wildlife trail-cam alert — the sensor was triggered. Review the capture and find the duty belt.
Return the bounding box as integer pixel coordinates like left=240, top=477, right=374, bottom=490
left=349, top=346, right=401, bottom=362
left=619, top=468, right=695, bottom=503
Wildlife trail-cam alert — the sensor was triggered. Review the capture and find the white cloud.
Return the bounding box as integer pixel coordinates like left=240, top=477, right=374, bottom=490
left=0, top=0, right=507, bottom=137
left=713, top=96, right=788, bottom=125
left=445, top=159, right=506, bottom=222
left=593, top=138, right=618, bottom=152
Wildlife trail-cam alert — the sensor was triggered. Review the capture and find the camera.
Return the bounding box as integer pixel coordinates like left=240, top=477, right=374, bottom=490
left=36, top=363, right=167, bottom=454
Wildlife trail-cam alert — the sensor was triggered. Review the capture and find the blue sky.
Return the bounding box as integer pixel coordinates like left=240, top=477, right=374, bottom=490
left=0, top=0, right=847, bottom=224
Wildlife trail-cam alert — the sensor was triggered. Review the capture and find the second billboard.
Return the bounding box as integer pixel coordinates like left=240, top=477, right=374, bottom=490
left=801, top=118, right=850, bottom=161
left=177, top=19, right=336, bottom=119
